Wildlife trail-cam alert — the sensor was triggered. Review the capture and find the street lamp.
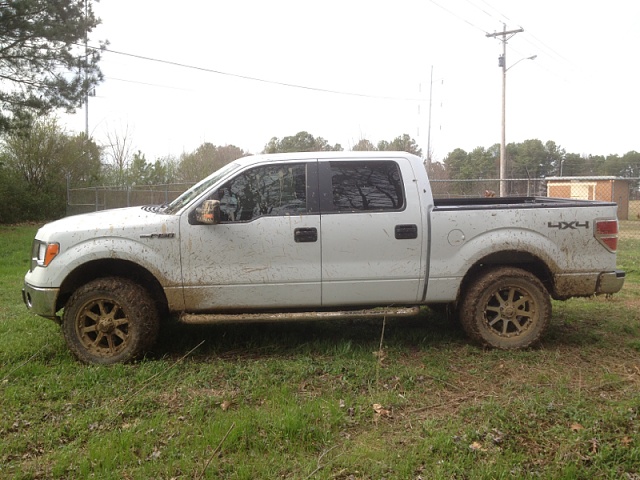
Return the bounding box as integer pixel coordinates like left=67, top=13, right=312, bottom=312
left=498, top=53, right=537, bottom=196
left=507, top=55, right=538, bottom=72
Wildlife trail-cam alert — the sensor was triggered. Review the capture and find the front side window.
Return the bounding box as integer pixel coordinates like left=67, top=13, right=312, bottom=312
left=218, top=163, right=307, bottom=222
left=330, top=161, right=404, bottom=212
left=165, top=162, right=241, bottom=214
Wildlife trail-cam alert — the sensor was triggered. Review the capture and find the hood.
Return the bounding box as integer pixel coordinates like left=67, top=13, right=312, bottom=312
left=36, top=206, right=178, bottom=243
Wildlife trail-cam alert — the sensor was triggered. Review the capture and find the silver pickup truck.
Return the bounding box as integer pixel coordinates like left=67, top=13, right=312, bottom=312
left=23, top=151, right=625, bottom=364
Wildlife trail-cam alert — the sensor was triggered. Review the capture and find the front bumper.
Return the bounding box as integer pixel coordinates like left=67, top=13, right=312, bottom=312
left=22, top=282, right=60, bottom=322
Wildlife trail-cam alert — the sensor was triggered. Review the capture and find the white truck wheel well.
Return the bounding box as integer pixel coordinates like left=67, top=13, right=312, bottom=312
left=57, top=259, right=168, bottom=317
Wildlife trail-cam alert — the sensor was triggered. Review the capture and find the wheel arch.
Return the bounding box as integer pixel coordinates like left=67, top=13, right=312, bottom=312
left=57, top=259, right=169, bottom=317
left=458, top=250, right=554, bottom=302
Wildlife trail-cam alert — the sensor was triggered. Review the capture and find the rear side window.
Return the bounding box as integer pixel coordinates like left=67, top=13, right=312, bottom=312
left=329, top=161, right=404, bottom=212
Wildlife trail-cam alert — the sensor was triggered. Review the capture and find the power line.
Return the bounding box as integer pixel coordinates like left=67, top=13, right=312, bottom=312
left=427, top=0, right=489, bottom=34
left=522, top=31, right=574, bottom=67
left=474, top=4, right=573, bottom=83
left=86, top=45, right=428, bottom=103
left=477, top=0, right=512, bottom=24
left=461, top=0, right=499, bottom=22
left=472, top=0, right=574, bottom=69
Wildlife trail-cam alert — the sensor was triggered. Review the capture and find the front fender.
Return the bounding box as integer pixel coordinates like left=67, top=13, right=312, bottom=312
left=25, top=236, right=182, bottom=289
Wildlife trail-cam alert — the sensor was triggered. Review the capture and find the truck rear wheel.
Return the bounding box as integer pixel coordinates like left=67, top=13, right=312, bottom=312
left=62, top=277, right=159, bottom=364
left=459, top=267, right=551, bottom=349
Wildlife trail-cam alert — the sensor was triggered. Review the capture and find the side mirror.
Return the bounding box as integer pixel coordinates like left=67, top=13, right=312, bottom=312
left=195, top=199, right=221, bottom=225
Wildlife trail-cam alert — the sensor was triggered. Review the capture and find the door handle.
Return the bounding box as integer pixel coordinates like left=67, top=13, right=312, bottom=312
left=395, top=224, right=418, bottom=240
left=294, top=227, right=318, bottom=243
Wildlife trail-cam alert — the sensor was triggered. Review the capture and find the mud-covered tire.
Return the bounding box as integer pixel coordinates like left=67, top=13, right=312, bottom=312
left=62, top=277, right=159, bottom=365
left=459, top=267, right=551, bottom=349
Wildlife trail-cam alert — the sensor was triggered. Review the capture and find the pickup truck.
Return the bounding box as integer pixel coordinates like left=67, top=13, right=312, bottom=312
left=22, top=151, right=626, bottom=364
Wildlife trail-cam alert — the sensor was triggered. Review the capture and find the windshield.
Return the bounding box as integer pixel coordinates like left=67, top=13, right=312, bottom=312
left=164, top=162, right=242, bottom=214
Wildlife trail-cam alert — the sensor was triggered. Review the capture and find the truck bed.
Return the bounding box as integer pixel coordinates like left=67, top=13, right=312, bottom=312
left=433, top=196, right=618, bottom=211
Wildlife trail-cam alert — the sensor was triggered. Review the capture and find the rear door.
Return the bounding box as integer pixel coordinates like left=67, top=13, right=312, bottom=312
left=319, top=157, right=424, bottom=306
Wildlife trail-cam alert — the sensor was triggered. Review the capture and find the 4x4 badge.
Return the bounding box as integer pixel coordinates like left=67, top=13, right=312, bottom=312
left=547, top=221, right=589, bottom=230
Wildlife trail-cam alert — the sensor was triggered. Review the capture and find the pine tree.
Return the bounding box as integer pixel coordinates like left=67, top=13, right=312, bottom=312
left=0, top=0, right=104, bottom=131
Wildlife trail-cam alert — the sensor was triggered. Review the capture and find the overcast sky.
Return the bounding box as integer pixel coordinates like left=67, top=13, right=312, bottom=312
left=61, top=0, right=640, bottom=163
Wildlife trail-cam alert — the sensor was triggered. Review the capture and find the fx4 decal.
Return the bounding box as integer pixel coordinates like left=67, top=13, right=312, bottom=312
left=140, top=232, right=176, bottom=239
left=547, top=221, right=589, bottom=230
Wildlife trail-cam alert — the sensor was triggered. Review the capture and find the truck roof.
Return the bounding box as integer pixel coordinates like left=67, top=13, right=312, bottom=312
left=233, top=150, right=423, bottom=167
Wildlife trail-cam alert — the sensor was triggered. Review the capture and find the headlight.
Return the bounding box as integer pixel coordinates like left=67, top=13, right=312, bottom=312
left=31, top=240, right=60, bottom=271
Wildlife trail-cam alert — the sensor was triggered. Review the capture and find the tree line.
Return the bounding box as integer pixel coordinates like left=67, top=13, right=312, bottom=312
left=441, top=140, right=640, bottom=180
left=2, top=118, right=639, bottom=223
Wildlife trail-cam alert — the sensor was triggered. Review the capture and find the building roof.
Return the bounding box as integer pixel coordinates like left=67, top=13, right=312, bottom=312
left=545, top=176, right=632, bottom=182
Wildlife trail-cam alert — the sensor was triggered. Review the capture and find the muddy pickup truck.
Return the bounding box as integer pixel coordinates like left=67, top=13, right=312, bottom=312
left=23, top=151, right=625, bottom=364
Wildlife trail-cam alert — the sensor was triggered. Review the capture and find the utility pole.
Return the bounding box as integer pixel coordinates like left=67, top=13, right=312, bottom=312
left=427, top=65, right=433, bottom=166
left=486, top=24, right=523, bottom=197
left=84, top=0, right=89, bottom=138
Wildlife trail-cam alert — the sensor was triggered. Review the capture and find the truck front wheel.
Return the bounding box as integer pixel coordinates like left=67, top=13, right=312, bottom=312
left=459, top=267, right=551, bottom=349
left=62, top=277, right=159, bottom=364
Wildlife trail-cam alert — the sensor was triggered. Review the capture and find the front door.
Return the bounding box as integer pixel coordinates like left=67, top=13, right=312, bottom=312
left=180, top=161, right=321, bottom=310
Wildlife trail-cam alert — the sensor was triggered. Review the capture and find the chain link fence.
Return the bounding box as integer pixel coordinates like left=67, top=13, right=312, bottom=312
left=68, top=177, right=640, bottom=238
left=66, top=183, right=195, bottom=217
left=430, top=178, right=547, bottom=198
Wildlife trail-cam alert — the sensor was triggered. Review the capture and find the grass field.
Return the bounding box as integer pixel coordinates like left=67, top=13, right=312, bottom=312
left=1, top=224, right=639, bottom=479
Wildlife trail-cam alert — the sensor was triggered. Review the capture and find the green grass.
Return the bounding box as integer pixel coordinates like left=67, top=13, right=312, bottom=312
left=2, top=224, right=640, bottom=479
